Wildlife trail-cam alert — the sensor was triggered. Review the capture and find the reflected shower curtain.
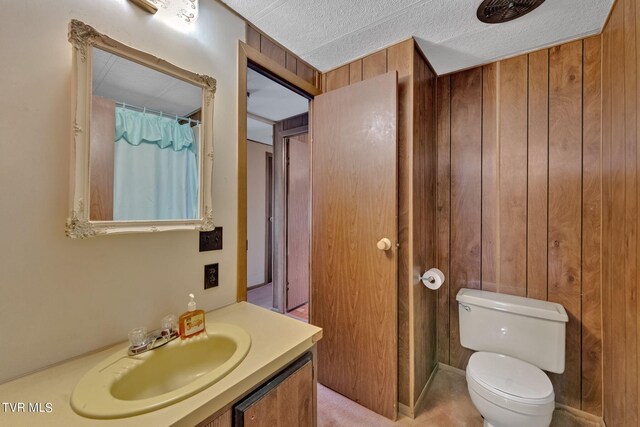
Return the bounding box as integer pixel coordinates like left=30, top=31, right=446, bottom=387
left=113, top=107, right=199, bottom=221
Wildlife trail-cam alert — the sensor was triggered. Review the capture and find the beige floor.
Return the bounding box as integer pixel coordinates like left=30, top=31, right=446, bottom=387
left=247, top=283, right=273, bottom=309
left=318, top=367, right=602, bottom=427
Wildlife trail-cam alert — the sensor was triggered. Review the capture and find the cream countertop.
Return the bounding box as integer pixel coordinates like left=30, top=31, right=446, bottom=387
left=0, top=302, right=322, bottom=427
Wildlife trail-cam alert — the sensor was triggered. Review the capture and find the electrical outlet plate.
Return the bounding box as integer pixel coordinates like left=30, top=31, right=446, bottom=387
left=199, top=227, right=223, bottom=252
left=204, top=263, right=219, bottom=289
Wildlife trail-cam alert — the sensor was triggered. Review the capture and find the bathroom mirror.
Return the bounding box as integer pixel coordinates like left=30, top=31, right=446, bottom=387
left=66, top=20, right=216, bottom=238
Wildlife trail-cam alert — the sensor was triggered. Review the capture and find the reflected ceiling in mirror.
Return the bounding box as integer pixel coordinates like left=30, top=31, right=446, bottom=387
left=67, top=20, right=216, bottom=238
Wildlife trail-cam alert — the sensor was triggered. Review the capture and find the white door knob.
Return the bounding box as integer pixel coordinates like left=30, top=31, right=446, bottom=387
left=377, top=238, right=392, bottom=251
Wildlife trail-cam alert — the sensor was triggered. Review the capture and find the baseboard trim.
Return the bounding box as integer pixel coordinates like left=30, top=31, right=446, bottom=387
left=398, top=402, right=411, bottom=418
left=554, top=403, right=606, bottom=427
left=438, top=362, right=465, bottom=376
left=414, top=363, right=439, bottom=414
left=247, top=281, right=271, bottom=291
left=398, top=363, right=440, bottom=419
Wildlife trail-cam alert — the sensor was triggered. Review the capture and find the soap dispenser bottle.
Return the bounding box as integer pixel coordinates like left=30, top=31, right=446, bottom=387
left=179, top=293, right=205, bottom=339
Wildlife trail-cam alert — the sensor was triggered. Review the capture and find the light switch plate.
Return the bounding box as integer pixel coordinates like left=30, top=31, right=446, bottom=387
left=200, top=227, right=223, bottom=252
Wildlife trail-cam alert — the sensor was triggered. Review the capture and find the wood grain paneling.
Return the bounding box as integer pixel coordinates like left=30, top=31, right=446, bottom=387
left=412, top=47, right=438, bottom=408
left=363, top=50, right=387, bottom=80
left=436, top=76, right=451, bottom=365
left=89, top=96, right=115, bottom=221
left=312, top=72, right=398, bottom=420
left=601, top=0, right=640, bottom=423
left=481, top=56, right=529, bottom=297
left=436, top=38, right=604, bottom=416
left=240, top=362, right=313, bottom=427
left=349, top=60, right=363, bottom=84
left=547, top=40, right=583, bottom=409
left=387, top=39, right=414, bottom=410
left=495, top=56, right=529, bottom=296
left=581, top=35, right=603, bottom=417
left=296, top=62, right=316, bottom=86
left=527, top=49, right=550, bottom=302
left=260, top=36, right=286, bottom=68
left=622, top=0, right=639, bottom=424
left=246, top=24, right=321, bottom=90
left=285, top=52, right=297, bottom=74
left=449, top=67, right=483, bottom=370
left=609, top=4, right=628, bottom=423
left=601, top=8, right=613, bottom=422
left=198, top=409, right=231, bottom=427
left=324, top=65, right=349, bottom=92
left=481, top=62, right=499, bottom=295
left=247, top=26, right=261, bottom=50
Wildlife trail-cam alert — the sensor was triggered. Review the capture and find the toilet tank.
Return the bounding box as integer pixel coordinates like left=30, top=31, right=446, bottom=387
left=457, top=288, right=569, bottom=374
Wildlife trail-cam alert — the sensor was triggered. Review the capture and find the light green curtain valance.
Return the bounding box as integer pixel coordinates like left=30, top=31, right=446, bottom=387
left=115, top=107, right=195, bottom=152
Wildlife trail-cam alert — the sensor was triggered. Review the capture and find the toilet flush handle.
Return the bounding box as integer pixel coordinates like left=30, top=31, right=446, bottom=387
left=459, top=303, right=471, bottom=312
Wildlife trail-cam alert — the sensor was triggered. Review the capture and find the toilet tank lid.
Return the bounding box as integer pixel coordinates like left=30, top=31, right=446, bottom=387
left=456, top=289, right=568, bottom=322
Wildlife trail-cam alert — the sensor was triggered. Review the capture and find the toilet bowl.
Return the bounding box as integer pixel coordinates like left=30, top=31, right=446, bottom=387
left=456, top=289, right=568, bottom=427
left=466, top=352, right=555, bottom=427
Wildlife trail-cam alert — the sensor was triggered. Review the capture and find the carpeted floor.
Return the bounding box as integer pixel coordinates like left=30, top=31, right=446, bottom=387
left=247, top=283, right=273, bottom=310
left=317, top=367, right=603, bottom=427
left=248, top=284, right=310, bottom=322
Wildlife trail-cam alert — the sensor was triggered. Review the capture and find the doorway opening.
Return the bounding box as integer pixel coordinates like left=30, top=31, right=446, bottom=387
left=244, top=64, right=311, bottom=322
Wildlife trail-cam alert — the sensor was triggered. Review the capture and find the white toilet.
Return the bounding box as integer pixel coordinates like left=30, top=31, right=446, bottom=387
left=457, top=289, right=569, bottom=427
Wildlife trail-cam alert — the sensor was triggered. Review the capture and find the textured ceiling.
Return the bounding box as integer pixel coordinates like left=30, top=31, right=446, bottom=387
left=92, top=47, right=201, bottom=117
left=223, top=0, right=614, bottom=75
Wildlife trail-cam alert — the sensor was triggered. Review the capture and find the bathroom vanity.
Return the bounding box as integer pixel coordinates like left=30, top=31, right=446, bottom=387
left=201, top=352, right=314, bottom=427
left=0, top=302, right=321, bottom=427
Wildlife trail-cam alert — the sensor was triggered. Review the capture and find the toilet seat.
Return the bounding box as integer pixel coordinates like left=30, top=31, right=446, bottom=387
left=467, top=352, right=554, bottom=416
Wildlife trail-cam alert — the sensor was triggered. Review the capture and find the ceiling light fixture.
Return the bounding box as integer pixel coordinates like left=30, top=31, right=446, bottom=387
left=477, top=0, right=546, bottom=24
left=128, top=0, right=158, bottom=14
left=128, top=0, right=199, bottom=24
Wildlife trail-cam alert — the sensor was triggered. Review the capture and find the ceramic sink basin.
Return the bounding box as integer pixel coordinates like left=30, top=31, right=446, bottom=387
left=71, top=323, right=251, bottom=419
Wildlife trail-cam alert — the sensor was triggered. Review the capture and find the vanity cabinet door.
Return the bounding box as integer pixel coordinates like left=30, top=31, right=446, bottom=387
left=199, top=409, right=232, bottom=427
left=234, top=353, right=314, bottom=427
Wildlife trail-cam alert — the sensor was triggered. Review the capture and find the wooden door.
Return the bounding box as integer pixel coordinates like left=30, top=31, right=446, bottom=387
left=286, top=134, right=310, bottom=311
left=311, top=72, right=398, bottom=419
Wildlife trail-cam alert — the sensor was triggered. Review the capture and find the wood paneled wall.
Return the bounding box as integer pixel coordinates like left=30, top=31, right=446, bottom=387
left=322, top=40, right=438, bottom=415
left=602, top=0, right=640, bottom=424
left=89, top=95, right=115, bottom=221
left=246, top=25, right=321, bottom=91
left=435, top=37, right=603, bottom=415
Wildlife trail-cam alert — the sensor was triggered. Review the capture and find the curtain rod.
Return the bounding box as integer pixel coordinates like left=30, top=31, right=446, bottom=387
left=115, top=101, right=201, bottom=125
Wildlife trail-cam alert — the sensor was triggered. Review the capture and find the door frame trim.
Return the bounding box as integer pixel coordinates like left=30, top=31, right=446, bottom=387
left=274, top=126, right=309, bottom=313
left=264, top=151, right=273, bottom=287
left=237, top=41, right=321, bottom=302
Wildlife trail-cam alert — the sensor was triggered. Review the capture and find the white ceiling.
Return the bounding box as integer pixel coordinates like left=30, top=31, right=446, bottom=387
left=92, top=47, right=202, bottom=117
left=247, top=117, right=274, bottom=145
left=247, top=68, right=309, bottom=121
left=223, top=0, right=614, bottom=75
left=246, top=67, right=308, bottom=145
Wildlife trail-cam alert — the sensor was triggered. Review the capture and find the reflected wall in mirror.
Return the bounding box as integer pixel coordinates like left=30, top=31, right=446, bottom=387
left=67, top=20, right=216, bottom=238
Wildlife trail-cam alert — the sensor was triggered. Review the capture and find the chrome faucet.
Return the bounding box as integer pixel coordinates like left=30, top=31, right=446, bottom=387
left=127, top=314, right=179, bottom=356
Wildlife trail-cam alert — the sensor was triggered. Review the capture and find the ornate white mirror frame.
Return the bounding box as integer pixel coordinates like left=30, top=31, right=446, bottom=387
left=66, top=19, right=215, bottom=238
